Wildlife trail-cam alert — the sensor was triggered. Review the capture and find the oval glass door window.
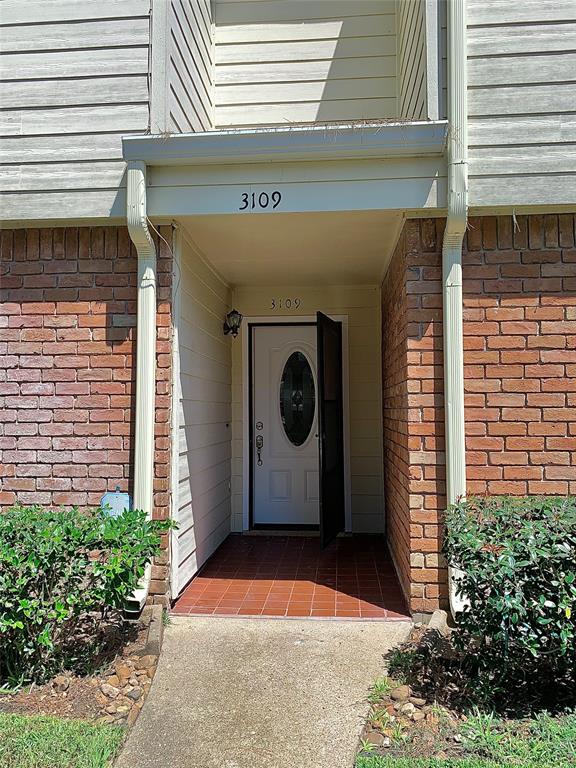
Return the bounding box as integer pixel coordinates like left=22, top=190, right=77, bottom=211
left=279, top=352, right=315, bottom=446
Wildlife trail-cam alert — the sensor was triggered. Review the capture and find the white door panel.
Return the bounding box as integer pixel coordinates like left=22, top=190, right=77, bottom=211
left=252, top=325, right=319, bottom=525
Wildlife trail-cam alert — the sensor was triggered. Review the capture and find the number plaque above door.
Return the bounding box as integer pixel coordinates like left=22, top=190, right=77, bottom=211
left=239, top=190, right=282, bottom=211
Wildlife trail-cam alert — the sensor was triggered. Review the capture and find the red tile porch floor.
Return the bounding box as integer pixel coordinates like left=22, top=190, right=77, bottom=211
left=172, top=535, right=410, bottom=620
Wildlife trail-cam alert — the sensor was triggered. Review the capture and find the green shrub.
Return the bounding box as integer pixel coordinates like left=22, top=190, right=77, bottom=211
left=0, top=505, right=172, bottom=685
left=443, top=495, right=576, bottom=707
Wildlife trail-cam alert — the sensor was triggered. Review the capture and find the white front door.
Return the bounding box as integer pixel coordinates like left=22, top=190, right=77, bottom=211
left=252, top=325, right=319, bottom=526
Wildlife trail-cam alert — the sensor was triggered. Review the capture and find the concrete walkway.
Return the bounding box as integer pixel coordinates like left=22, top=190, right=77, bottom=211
left=116, top=616, right=411, bottom=768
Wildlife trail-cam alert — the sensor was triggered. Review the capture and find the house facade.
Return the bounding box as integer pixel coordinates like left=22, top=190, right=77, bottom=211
left=1, top=0, right=575, bottom=617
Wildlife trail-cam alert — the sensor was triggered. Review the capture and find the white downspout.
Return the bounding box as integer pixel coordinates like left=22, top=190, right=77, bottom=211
left=443, top=0, right=468, bottom=617
left=127, top=160, right=157, bottom=612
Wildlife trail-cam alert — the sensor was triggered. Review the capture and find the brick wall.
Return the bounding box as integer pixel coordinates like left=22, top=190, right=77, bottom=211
left=381, top=229, right=410, bottom=601
left=383, top=213, right=576, bottom=616
left=0, top=226, right=173, bottom=603
left=463, top=214, right=576, bottom=496
left=382, top=220, right=447, bottom=615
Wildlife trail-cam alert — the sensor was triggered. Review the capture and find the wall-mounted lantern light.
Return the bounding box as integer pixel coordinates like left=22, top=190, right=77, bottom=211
left=223, top=308, right=243, bottom=338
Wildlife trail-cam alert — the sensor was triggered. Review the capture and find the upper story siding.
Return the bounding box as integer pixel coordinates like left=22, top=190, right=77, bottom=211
left=0, top=0, right=151, bottom=223
left=467, top=0, right=576, bottom=209
left=396, top=0, right=444, bottom=121
left=151, top=0, right=214, bottom=134
left=5, top=0, right=574, bottom=224
left=213, top=0, right=398, bottom=128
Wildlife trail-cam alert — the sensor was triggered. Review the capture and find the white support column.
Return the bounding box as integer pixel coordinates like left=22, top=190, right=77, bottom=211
left=127, top=160, right=157, bottom=610
left=443, top=0, right=468, bottom=615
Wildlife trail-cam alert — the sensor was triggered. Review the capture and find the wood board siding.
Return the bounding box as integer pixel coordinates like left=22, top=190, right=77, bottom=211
left=467, top=0, right=576, bottom=208
left=397, top=0, right=444, bottom=122
left=173, top=230, right=232, bottom=596
left=230, top=285, right=384, bottom=534
left=0, top=0, right=151, bottom=223
left=168, top=0, right=214, bottom=133
left=213, top=0, right=398, bottom=128
left=397, top=0, right=426, bottom=119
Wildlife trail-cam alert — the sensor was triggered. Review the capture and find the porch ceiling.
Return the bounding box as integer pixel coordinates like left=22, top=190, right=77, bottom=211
left=179, top=210, right=403, bottom=286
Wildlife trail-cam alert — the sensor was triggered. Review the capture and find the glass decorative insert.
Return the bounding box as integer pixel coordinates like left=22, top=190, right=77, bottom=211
left=279, top=352, right=315, bottom=446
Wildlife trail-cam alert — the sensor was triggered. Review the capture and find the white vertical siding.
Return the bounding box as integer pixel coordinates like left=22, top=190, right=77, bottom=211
left=397, top=0, right=426, bottom=119
left=230, top=285, right=384, bottom=534
left=172, top=230, right=232, bottom=596
left=439, top=0, right=447, bottom=119
left=214, top=0, right=397, bottom=128
left=396, top=0, right=443, bottom=121
left=168, top=0, right=214, bottom=132
left=467, top=0, right=576, bottom=208
left=0, top=0, right=151, bottom=222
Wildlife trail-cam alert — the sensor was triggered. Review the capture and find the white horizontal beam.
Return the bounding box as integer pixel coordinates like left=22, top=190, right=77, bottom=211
left=146, top=176, right=446, bottom=217
left=123, top=120, right=448, bottom=166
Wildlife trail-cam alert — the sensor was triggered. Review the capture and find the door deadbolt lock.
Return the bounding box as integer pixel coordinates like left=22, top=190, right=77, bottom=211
left=256, top=421, right=263, bottom=431
left=255, top=434, right=264, bottom=466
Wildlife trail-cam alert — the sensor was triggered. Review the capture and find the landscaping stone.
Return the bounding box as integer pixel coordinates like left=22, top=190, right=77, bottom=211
left=410, top=697, right=427, bottom=707
left=115, top=662, right=132, bottom=684
left=101, top=683, right=120, bottom=699
left=52, top=675, right=70, bottom=693
left=96, top=646, right=160, bottom=728
left=127, top=707, right=140, bottom=727
left=136, top=655, right=157, bottom=671
left=390, top=685, right=411, bottom=702
left=365, top=732, right=384, bottom=746
left=399, top=702, right=416, bottom=716
left=427, top=609, right=450, bottom=638
left=412, top=711, right=426, bottom=722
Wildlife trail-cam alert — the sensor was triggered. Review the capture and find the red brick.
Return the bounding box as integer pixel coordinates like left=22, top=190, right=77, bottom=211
left=1, top=225, right=173, bottom=602
left=488, top=481, right=527, bottom=494
left=503, top=466, right=542, bottom=480
left=528, top=422, right=566, bottom=436
left=529, top=481, right=568, bottom=494
left=545, top=466, right=576, bottom=480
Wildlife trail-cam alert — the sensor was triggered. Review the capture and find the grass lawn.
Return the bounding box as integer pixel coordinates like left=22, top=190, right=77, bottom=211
left=0, top=712, right=125, bottom=768
left=356, top=710, right=576, bottom=768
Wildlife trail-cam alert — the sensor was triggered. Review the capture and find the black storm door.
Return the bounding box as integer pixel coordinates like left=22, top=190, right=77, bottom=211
left=316, top=312, right=345, bottom=548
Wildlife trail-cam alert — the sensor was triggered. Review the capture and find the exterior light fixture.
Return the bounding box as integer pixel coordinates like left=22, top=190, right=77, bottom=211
left=223, top=308, right=243, bottom=337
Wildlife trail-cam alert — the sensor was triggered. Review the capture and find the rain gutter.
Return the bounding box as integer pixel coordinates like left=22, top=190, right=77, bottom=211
left=126, top=160, right=157, bottom=613
left=443, top=0, right=468, bottom=616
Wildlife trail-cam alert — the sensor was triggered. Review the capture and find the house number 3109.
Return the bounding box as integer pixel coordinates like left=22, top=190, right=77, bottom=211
left=271, top=298, right=301, bottom=310
left=239, top=191, right=282, bottom=210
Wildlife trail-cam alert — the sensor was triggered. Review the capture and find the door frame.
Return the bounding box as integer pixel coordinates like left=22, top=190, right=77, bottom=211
left=242, top=315, right=351, bottom=533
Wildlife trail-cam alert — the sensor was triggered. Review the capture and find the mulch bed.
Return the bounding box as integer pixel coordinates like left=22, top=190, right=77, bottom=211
left=0, top=606, right=163, bottom=728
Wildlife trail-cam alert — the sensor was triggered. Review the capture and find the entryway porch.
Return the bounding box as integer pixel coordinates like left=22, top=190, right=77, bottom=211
left=172, top=534, right=410, bottom=620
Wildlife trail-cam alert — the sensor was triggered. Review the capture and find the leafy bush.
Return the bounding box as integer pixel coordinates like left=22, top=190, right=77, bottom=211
left=443, top=495, right=576, bottom=707
left=0, top=506, right=172, bottom=685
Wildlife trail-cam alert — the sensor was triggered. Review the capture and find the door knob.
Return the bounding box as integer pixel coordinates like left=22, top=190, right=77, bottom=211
left=255, top=434, right=263, bottom=466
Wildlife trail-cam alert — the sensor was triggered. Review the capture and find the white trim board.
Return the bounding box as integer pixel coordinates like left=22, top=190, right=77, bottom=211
left=241, top=315, right=352, bottom=534
left=169, top=225, right=182, bottom=599
left=123, top=120, right=448, bottom=165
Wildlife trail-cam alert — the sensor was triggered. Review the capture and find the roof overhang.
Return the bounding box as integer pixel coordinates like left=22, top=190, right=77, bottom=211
left=123, top=120, right=448, bottom=166
left=123, top=121, right=449, bottom=219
